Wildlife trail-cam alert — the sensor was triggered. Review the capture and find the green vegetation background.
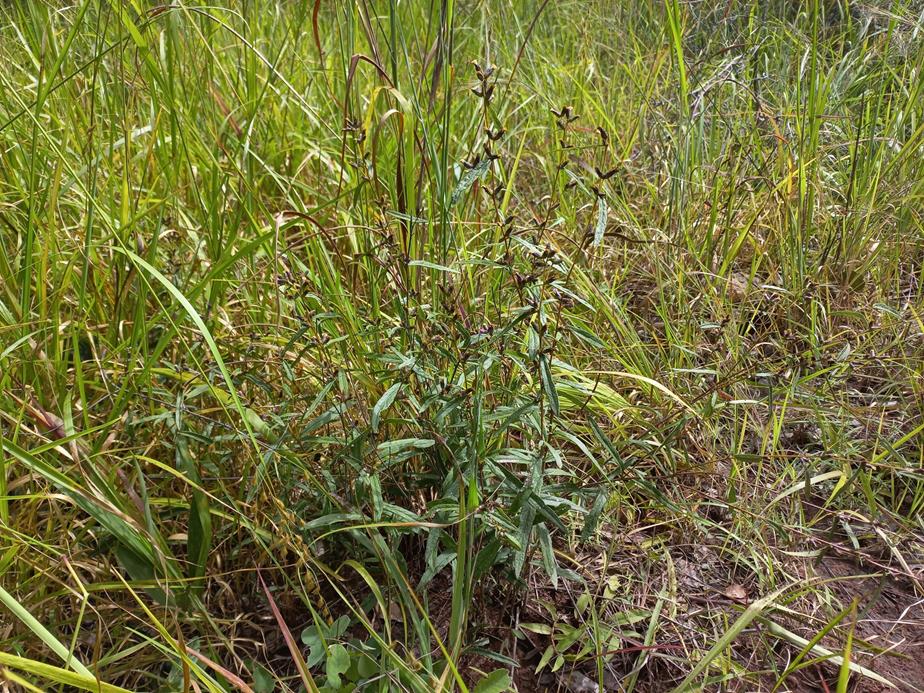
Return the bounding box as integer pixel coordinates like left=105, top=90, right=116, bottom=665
left=0, top=1, right=922, bottom=691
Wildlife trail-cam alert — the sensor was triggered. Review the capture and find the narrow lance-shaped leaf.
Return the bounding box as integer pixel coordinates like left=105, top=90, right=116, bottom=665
left=0, top=652, right=131, bottom=693
left=371, top=382, right=402, bottom=433
left=513, top=504, right=536, bottom=578
left=176, top=437, right=211, bottom=588
left=536, top=522, right=559, bottom=588
left=539, top=354, right=560, bottom=415
left=593, top=195, right=608, bottom=247
left=837, top=603, right=857, bottom=693
left=451, top=158, right=492, bottom=205
left=580, top=492, right=607, bottom=543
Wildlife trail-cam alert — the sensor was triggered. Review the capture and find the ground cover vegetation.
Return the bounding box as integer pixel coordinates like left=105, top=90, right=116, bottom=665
left=1, top=0, right=923, bottom=690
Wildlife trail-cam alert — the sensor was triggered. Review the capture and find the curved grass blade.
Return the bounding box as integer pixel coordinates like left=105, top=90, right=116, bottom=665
left=0, top=585, right=94, bottom=678
left=111, top=247, right=260, bottom=456
left=0, top=652, right=128, bottom=693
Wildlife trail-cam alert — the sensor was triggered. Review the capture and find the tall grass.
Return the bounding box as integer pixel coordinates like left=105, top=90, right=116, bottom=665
left=1, top=0, right=922, bottom=691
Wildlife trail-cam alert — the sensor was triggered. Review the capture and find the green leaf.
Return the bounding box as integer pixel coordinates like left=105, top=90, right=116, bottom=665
left=535, top=645, right=555, bottom=673
left=580, top=492, right=607, bottom=543
left=0, top=585, right=95, bottom=678
left=176, top=437, right=211, bottom=588
left=473, top=668, right=511, bottom=693
left=451, top=158, right=492, bottom=205
left=376, top=438, right=435, bottom=456
left=837, top=608, right=855, bottom=693
left=539, top=354, right=559, bottom=415
left=243, top=407, right=271, bottom=436
left=419, top=552, right=455, bottom=589
left=0, top=652, right=131, bottom=693
left=527, top=326, right=540, bottom=361
left=589, top=418, right=625, bottom=469
left=187, top=488, right=211, bottom=581
left=555, top=624, right=583, bottom=651
left=306, top=640, right=327, bottom=668
left=408, top=260, right=460, bottom=274
left=669, top=587, right=789, bottom=692
left=251, top=661, right=275, bottom=693
left=513, top=504, right=535, bottom=577
left=567, top=324, right=607, bottom=348
left=371, top=382, right=402, bottom=433
left=593, top=196, right=608, bottom=246
left=112, top=247, right=260, bottom=452
left=1, top=438, right=170, bottom=584
left=356, top=650, right=378, bottom=678
left=764, top=618, right=893, bottom=690
left=536, top=523, right=559, bottom=588
left=326, top=644, right=350, bottom=689
left=472, top=537, right=502, bottom=581
left=330, top=615, right=351, bottom=638
left=356, top=470, right=384, bottom=520
left=520, top=623, right=553, bottom=635
left=301, top=625, right=321, bottom=646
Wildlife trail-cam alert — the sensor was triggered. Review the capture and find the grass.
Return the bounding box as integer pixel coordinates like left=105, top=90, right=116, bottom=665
left=1, top=0, right=922, bottom=691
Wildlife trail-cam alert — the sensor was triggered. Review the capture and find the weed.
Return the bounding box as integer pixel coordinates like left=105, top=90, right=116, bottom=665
left=1, top=1, right=922, bottom=691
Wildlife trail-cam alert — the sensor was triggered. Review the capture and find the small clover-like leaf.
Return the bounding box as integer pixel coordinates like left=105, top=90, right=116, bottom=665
left=473, top=668, right=511, bottom=693
left=326, top=643, right=350, bottom=689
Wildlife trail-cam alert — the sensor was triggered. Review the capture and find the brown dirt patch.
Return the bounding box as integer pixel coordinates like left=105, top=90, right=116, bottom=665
left=808, top=556, right=924, bottom=693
